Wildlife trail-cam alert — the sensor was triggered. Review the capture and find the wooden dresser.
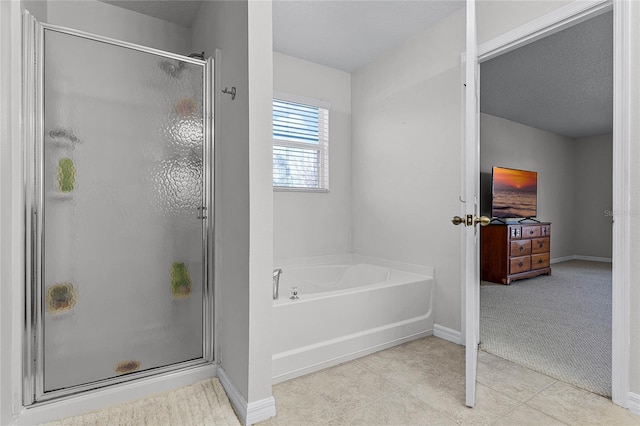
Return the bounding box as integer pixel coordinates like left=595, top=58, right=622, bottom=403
left=480, top=222, right=551, bottom=285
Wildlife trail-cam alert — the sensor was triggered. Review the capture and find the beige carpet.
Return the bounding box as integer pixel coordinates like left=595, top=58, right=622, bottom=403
left=480, top=260, right=611, bottom=397
left=45, top=379, right=240, bottom=426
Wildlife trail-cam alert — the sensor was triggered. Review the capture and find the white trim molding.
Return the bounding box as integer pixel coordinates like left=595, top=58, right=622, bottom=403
left=245, top=397, right=277, bottom=426
left=551, top=255, right=613, bottom=264
left=478, top=0, right=611, bottom=61
left=611, top=0, right=631, bottom=408
left=218, top=368, right=276, bottom=426
left=434, top=324, right=462, bottom=345
left=1, top=1, right=25, bottom=424
left=628, top=392, right=640, bottom=415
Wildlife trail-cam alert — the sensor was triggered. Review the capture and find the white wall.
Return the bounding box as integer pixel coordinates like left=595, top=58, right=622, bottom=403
left=629, top=0, right=640, bottom=401
left=480, top=113, right=576, bottom=259
left=192, top=0, right=274, bottom=415
left=481, top=114, right=613, bottom=260
left=351, top=8, right=465, bottom=332
left=574, top=133, right=612, bottom=259
left=44, top=0, right=191, bottom=54
left=0, top=2, right=24, bottom=424
left=192, top=0, right=250, bottom=402
left=273, top=53, right=351, bottom=261
left=246, top=0, right=274, bottom=408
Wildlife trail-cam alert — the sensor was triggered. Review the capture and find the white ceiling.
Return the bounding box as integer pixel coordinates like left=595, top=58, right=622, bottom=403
left=97, top=1, right=611, bottom=139
left=480, top=11, right=613, bottom=139
left=100, top=0, right=464, bottom=73
left=272, top=0, right=464, bottom=73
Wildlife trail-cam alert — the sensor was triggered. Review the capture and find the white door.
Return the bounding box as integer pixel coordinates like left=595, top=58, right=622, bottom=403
left=453, top=0, right=485, bottom=409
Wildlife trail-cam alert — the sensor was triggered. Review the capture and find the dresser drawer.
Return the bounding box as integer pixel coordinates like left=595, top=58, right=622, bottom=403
left=540, top=225, right=550, bottom=237
left=510, top=256, right=531, bottom=274
left=531, top=237, right=550, bottom=254
left=522, top=225, right=540, bottom=238
left=510, top=240, right=531, bottom=256
left=509, top=226, right=522, bottom=239
left=531, top=253, right=550, bottom=269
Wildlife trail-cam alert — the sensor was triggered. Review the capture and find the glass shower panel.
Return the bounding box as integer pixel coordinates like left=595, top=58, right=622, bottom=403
left=42, top=29, right=206, bottom=392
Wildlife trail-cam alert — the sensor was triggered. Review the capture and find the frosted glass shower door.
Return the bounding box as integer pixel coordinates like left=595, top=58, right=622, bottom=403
left=35, top=25, right=211, bottom=396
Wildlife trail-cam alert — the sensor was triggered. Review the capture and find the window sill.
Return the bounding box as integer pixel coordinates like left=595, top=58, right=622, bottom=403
left=273, top=187, right=329, bottom=193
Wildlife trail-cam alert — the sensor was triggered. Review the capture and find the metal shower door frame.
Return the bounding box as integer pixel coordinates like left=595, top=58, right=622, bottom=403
left=22, top=12, right=215, bottom=405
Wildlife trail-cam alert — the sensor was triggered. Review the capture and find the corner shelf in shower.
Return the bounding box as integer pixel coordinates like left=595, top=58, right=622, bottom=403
left=48, top=129, right=81, bottom=147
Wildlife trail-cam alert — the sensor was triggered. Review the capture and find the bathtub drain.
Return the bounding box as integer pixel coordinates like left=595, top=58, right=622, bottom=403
left=289, top=286, right=299, bottom=301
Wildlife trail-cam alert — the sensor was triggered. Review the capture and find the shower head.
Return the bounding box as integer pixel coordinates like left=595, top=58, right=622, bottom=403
left=158, top=52, right=205, bottom=78
left=158, top=59, right=185, bottom=78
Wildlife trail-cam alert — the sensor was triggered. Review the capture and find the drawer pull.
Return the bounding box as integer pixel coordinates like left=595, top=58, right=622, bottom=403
left=519, top=262, right=523, bottom=267
left=529, top=230, right=534, bottom=235
left=519, top=246, right=524, bottom=251
left=538, top=242, right=544, bottom=248
left=538, top=259, right=543, bottom=264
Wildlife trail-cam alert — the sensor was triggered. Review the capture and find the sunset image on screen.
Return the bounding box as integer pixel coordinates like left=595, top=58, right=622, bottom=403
left=493, top=167, right=537, bottom=192
left=492, top=167, right=538, bottom=218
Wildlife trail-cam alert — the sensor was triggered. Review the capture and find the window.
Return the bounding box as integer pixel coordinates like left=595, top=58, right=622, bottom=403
left=272, top=97, right=329, bottom=191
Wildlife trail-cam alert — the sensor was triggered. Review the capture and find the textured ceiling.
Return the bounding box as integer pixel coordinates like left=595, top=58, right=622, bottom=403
left=480, top=11, right=613, bottom=139
left=273, top=0, right=465, bottom=73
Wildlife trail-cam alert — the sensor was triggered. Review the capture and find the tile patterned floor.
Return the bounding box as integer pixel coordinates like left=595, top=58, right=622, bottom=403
left=259, top=336, right=640, bottom=425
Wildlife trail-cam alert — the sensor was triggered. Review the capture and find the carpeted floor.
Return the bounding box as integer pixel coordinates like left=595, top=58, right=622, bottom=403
left=480, top=260, right=612, bottom=397
left=45, top=378, right=240, bottom=426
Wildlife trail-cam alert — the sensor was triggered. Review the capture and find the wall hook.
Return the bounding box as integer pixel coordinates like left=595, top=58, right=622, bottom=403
left=222, top=86, right=236, bottom=100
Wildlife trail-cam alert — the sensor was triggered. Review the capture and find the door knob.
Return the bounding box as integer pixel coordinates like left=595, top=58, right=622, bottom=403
left=452, top=215, right=490, bottom=227
left=452, top=216, right=465, bottom=226
left=474, top=215, right=491, bottom=227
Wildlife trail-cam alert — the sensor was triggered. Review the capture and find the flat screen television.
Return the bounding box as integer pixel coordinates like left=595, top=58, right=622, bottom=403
left=491, top=166, right=537, bottom=219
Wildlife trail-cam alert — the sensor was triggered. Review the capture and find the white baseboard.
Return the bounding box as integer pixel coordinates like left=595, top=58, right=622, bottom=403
left=551, top=255, right=575, bottom=264
left=433, top=324, right=462, bottom=345
left=628, top=392, right=640, bottom=415
left=246, top=396, right=277, bottom=426
left=218, top=368, right=276, bottom=426
left=551, top=255, right=612, bottom=264
left=272, top=330, right=433, bottom=384
left=575, top=255, right=612, bottom=263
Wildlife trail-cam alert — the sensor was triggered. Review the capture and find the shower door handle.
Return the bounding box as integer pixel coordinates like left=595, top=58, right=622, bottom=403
left=197, top=206, right=207, bottom=219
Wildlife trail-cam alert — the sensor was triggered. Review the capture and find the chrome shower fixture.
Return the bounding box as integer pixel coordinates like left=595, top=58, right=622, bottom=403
left=158, top=52, right=205, bottom=78
left=158, top=58, right=183, bottom=78
left=188, top=52, right=205, bottom=60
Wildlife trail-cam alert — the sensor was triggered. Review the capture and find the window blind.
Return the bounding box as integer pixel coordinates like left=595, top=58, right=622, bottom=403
left=273, top=98, right=329, bottom=190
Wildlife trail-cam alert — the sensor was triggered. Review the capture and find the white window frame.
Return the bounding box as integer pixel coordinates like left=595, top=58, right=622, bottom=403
left=273, top=92, right=330, bottom=192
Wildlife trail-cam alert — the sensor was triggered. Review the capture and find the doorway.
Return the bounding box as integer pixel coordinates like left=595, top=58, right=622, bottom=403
left=478, top=11, right=613, bottom=397
left=463, top=0, right=631, bottom=408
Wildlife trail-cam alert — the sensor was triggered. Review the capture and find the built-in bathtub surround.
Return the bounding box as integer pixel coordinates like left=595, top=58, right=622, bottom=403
left=272, top=254, right=434, bottom=383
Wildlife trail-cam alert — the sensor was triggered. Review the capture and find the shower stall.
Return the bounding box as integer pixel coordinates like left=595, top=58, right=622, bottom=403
left=23, top=14, right=214, bottom=404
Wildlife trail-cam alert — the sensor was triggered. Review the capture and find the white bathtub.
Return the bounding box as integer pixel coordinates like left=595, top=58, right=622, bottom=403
left=272, top=259, right=434, bottom=383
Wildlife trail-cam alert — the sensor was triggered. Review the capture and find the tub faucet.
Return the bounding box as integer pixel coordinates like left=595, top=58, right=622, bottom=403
left=273, top=268, right=283, bottom=300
